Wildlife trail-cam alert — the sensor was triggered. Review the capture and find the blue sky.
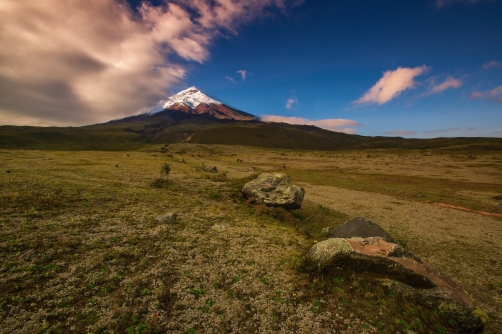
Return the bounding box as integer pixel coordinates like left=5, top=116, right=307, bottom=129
left=179, top=1, right=502, bottom=137
left=1, top=0, right=501, bottom=137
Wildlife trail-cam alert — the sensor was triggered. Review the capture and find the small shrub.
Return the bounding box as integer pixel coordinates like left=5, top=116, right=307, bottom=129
left=160, top=163, right=171, bottom=178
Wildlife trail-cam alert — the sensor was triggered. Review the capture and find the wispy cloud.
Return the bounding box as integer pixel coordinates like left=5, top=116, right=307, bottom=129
left=423, top=127, right=460, bottom=134
left=0, top=0, right=303, bottom=126
left=483, top=60, right=502, bottom=70
left=237, top=70, right=248, bottom=80
left=261, top=115, right=362, bottom=134
left=466, top=127, right=476, bottom=131
left=470, top=86, right=502, bottom=103
left=225, top=76, right=236, bottom=83
left=354, top=66, right=429, bottom=105
left=285, top=98, right=298, bottom=109
left=425, top=76, right=462, bottom=95
left=383, top=130, right=416, bottom=137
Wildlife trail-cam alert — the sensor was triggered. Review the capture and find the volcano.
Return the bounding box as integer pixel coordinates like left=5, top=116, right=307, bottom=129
left=146, top=87, right=257, bottom=121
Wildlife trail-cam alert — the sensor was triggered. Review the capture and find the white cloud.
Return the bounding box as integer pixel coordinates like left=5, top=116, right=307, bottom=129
left=237, top=70, right=247, bottom=80
left=483, top=60, right=502, bottom=70
left=0, top=0, right=303, bottom=126
left=383, top=130, right=416, bottom=137
left=261, top=115, right=362, bottom=134
left=354, top=66, right=429, bottom=105
left=225, top=76, right=236, bottom=83
left=470, top=86, right=502, bottom=103
left=285, top=98, right=298, bottom=109
left=425, top=76, right=462, bottom=95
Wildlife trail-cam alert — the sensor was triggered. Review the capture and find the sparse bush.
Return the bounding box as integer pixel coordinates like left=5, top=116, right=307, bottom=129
left=150, top=163, right=172, bottom=188
left=160, top=163, right=171, bottom=178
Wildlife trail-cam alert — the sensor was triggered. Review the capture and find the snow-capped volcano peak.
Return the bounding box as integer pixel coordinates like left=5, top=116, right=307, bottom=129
left=162, top=86, right=221, bottom=109
left=144, top=86, right=257, bottom=121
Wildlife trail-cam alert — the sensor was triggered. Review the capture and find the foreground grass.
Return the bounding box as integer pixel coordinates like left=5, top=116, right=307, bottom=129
left=0, top=149, right=490, bottom=333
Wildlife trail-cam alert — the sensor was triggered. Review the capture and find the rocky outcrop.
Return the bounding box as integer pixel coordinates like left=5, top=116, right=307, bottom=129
left=242, top=173, right=305, bottom=209
left=306, top=237, right=485, bottom=333
left=156, top=213, right=177, bottom=223
left=328, top=216, right=395, bottom=243
left=204, top=165, right=218, bottom=173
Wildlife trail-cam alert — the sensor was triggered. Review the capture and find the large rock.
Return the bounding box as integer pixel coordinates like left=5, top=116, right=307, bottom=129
left=307, top=237, right=485, bottom=333
left=329, top=216, right=395, bottom=243
left=242, top=173, right=305, bottom=209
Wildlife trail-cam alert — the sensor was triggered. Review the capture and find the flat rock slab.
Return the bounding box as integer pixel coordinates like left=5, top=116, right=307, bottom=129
left=242, top=173, right=305, bottom=209
left=329, top=216, right=395, bottom=243
left=211, top=224, right=227, bottom=232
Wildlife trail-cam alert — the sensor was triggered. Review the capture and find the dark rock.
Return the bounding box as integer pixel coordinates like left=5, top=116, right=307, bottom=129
left=329, top=216, right=395, bottom=243
left=204, top=165, right=218, bottom=173
left=242, top=173, right=305, bottom=209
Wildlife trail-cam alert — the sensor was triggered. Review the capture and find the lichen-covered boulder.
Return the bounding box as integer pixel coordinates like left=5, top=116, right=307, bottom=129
left=329, top=216, right=395, bottom=243
left=241, top=173, right=305, bottom=209
left=306, top=237, right=485, bottom=333
left=305, top=238, right=352, bottom=267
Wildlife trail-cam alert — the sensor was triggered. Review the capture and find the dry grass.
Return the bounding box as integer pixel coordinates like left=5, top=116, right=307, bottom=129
left=1, top=146, right=500, bottom=333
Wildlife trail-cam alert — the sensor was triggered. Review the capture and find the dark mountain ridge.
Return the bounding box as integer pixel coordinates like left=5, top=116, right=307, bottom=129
left=0, top=110, right=500, bottom=151
left=1, top=86, right=500, bottom=151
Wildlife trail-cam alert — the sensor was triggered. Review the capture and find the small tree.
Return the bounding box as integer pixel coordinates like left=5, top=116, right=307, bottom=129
left=160, top=163, right=171, bottom=179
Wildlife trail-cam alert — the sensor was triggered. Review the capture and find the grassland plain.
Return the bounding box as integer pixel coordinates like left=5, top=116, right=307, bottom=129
left=1, top=144, right=501, bottom=333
